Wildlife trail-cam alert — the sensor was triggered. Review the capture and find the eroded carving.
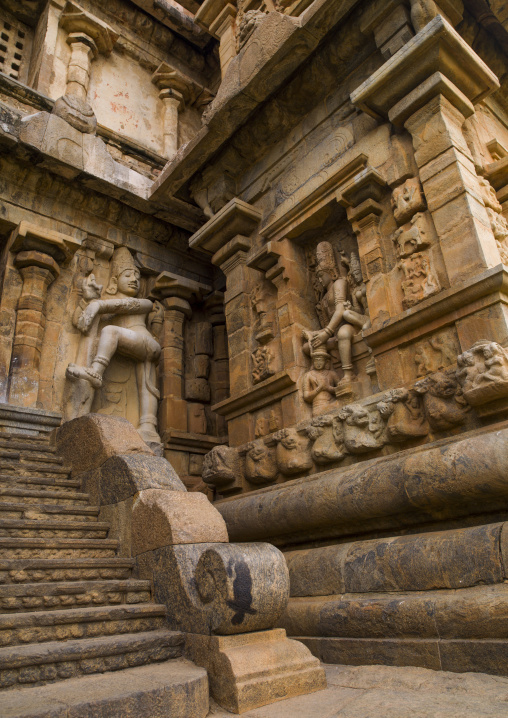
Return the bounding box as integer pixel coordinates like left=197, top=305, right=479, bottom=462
left=337, top=403, right=386, bottom=454
left=399, top=252, right=440, bottom=309
left=414, top=370, right=470, bottom=431
left=272, top=428, right=312, bottom=476
left=457, top=340, right=508, bottom=406
left=202, top=445, right=242, bottom=490
left=391, top=178, right=427, bottom=225
left=244, top=441, right=277, bottom=485
left=380, top=388, right=429, bottom=442
left=306, top=415, right=346, bottom=464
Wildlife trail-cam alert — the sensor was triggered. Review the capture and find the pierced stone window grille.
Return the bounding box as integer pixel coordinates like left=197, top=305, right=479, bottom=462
left=0, top=16, right=31, bottom=84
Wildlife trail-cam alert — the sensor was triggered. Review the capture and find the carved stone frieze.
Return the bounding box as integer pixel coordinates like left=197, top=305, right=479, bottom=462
left=391, top=178, right=427, bottom=226
left=272, top=428, right=313, bottom=477
left=457, top=340, right=508, bottom=409
left=244, top=440, right=277, bottom=484
left=414, top=370, right=470, bottom=431
left=399, top=252, right=440, bottom=309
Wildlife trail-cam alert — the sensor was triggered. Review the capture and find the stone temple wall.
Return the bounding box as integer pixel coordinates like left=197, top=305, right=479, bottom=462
left=2, top=0, right=508, bottom=680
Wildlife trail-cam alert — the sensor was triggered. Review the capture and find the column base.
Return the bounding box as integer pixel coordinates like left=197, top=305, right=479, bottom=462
left=185, top=628, right=327, bottom=714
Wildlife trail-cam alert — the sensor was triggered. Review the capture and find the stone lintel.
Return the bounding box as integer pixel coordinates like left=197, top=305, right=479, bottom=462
left=60, top=1, right=119, bottom=55
left=364, top=263, right=508, bottom=350
left=260, top=154, right=369, bottom=242
left=351, top=14, right=499, bottom=121
left=151, top=271, right=211, bottom=303
left=164, top=430, right=228, bottom=453
left=11, top=220, right=83, bottom=265
left=189, top=198, right=261, bottom=255
left=212, top=370, right=298, bottom=420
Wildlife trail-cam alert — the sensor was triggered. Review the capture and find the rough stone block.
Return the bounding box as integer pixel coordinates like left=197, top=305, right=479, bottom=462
left=131, top=489, right=228, bottom=555
left=186, top=628, right=327, bottom=714
left=57, top=414, right=153, bottom=476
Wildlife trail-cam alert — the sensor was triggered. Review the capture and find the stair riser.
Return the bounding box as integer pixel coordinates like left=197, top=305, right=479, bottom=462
left=0, top=616, right=166, bottom=647
left=0, top=548, right=118, bottom=560
left=0, top=589, right=152, bottom=612
left=0, top=480, right=80, bottom=493
left=0, top=567, right=133, bottom=584
left=0, top=528, right=108, bottom=539
left=0, top=642, right=182, bottom=689
left=0, top=468, right=69, bottom=479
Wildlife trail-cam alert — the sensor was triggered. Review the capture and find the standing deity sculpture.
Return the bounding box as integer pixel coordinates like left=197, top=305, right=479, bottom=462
left=302, top=346, right=339, bottom=416
left=304, top=241, right=370, bottom=386
left=64, top=247, right=164, bottom=446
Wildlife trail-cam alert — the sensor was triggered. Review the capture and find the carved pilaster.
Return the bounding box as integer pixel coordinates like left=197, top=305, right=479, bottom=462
left=8, top=222, right=81, bottom=407
left=194, top=0, right=238, bottom=78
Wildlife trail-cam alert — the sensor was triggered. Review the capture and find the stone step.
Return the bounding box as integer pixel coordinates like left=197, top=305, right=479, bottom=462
left=0, top=438, right=56, bottom=454
left=0, top=453, right=64, bottom=466
left=0, top=658, right=208, bottom=717
left=0, top=629, right=184, bottom=689
left=0, top=558, right=135, bottom=585
left=0, top=579, right=152, bottom=612
left=0, top=537, right=119, bottom=560
left=0, top=502, right=99, bottom=522
left=0, top=488, right=89, bottom=507
left=0, top=464, right=70, bottom=479
left=0, top=519, right=109, bottom=540
left=0, top=476, right=82, bottom=493
left=0, top=603, right=167, bottom=647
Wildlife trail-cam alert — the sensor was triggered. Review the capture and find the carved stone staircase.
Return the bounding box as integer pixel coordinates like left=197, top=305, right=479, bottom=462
left=0, top=420, right=209, bottom=717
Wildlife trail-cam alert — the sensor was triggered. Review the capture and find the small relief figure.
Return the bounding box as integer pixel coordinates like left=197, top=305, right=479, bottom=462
left=273, top=428, right=313, bottom=477
left=399, top=252, right=440, bottom=309
left=337, top=403, right=386, bottom=454
left=456, top=340, right=508, bottom=406
left=393, top=213, right=431, bottom=259
left=202, top=445, right=241, bottom=491
left=306, top=415, right=346, bottom=465
left=414, top=370, right=471, bottom=431
left=65, top=248, right=164, bottom=445
left=478, top=177, right=508, bottom=263
left=244, top=441, right=277, bottom=485
left=304, top=241, right=370, bottom=386
left=391, top=178, right=427, bottom=226
left=302, top=347, right=339, bottom=416
left=251, top=283, right=274, bottom=341
left=415, top=335, right=457, bottom=377
left=252, top=345, right=274, bottom=384
left=380, top=388, right=429, bottom=442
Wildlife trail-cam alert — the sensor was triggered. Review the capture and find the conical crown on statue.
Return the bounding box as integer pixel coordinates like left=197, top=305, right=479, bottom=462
left=109, top=247, right=137, bottom=278
left=315, top=241, right=337, bottom=276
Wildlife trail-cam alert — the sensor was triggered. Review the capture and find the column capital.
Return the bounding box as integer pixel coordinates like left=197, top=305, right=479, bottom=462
left=11, top=221, right=82, bottom=266
left=189, top=198, right=262, bottom=256
left=151, top=63, right=206, bottom=112
left=151, top=271, right=211, bottom=307
left=194, top=0, right=237, bottom=38
left=351, top=14, right=499, bottom=127
left=60, top=2, right=118, bottom=56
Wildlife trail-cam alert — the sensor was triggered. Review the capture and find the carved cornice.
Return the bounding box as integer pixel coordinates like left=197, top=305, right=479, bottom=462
left=189, top=198, right=262, bottom=255
left=10, top=221, right=83, bottom=265
left=60, top=2, right=119, bottom=56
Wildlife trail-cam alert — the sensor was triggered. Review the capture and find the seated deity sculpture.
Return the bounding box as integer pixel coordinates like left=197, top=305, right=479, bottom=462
left=304, top=241, right=370, bottom=385
left=65, top=247, right=163, bottom=446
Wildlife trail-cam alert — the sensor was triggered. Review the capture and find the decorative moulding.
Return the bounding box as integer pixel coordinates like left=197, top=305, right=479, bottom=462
left=350, top=14, right=499, bottom=122
left=212, top=370, right=298, bottom=420
left=151, top=271, right=211, bottom=301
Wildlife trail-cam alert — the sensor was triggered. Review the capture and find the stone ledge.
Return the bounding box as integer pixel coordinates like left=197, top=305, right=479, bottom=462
left=212, top=370, right=298, bottom=420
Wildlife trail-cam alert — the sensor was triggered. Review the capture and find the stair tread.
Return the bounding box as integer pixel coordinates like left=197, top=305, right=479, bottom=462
left=0, top=658, right=207, bottom=717
left=0, top=579, right=151, bottom=596
left=0, top=488, right=88, bottom=501
left=0, top=630, right=183, bottom=668
left=0, top=603, right=167, bottom=628
left=0, top=558, right=134, bottom=570
left=0, top=538, right=118, bottom=548
left=0, top=502, right=99, bottom=516
left=0, top=520, right=109, bottom=531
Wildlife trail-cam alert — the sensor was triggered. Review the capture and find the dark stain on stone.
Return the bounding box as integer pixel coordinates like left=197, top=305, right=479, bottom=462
left=226, top=559, right=257, bottom=624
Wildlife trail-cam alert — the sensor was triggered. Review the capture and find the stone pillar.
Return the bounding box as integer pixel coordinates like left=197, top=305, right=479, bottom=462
left=8, top=222, right=81, bottom=407
left=55, top=4, right=118, bottom=133
left=151, top=271, right=211, bottom=439
left=152, top=64, right=197, bottom=160
left=194, top=0, right=238, bottom=78
left=188, top=198, right=262, bottom=445
left=160, top=297, right=192, bottom=435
